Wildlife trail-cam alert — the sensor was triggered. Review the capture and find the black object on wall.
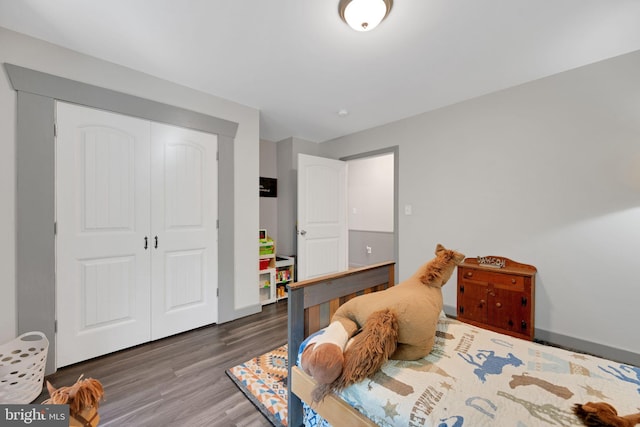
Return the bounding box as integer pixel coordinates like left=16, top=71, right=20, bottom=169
left=260, top=177, right=277, bottom=197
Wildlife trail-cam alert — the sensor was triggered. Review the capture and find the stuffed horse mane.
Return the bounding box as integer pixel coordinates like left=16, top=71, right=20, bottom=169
left=42, top=375, right=104, bottom=427
left=420, top=248, right=461, bottom=285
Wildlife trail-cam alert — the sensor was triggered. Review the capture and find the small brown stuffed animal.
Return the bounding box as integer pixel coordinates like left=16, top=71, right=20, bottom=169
left=42, top=375, right=104, bottom=427
left=573, top=402, right=640, bottom=427
left=301, top=243, right=465, bottom=401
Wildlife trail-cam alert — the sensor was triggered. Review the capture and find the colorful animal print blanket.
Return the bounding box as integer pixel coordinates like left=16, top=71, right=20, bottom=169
left=300, top=316, right=640, bottom=427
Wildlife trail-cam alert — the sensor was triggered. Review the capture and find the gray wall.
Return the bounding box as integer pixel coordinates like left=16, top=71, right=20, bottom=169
left=318, top=50, right=640, bottom=363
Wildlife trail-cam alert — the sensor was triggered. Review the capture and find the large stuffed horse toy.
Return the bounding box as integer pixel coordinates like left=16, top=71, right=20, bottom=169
left=301, top=243, right=465, bottom=401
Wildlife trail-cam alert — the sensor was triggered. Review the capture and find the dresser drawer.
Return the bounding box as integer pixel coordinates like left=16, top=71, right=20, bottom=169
left=460, top=268, right=524, bottom=291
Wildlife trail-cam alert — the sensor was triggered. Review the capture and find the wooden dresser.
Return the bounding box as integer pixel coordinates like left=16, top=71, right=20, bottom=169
left=457, top=256, right=536, bottom=340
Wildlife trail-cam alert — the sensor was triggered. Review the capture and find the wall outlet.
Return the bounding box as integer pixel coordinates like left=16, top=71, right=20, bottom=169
left=366, top=246, right=372, bottom=254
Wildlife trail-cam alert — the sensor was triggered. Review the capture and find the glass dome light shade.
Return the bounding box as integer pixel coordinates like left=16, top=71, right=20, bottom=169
left=340, top=0, right=392, bottom=32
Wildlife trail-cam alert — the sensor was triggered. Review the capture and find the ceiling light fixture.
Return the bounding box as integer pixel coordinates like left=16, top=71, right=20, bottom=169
left=338, top=0, right=393, bottom=32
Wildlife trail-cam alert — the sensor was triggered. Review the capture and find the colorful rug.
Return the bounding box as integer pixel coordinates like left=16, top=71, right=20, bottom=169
left=226, top=344, right=288, bottom=427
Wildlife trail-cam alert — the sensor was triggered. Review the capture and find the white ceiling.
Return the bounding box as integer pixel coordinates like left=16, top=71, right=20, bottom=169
left=2, top=0, right=640, bottom=143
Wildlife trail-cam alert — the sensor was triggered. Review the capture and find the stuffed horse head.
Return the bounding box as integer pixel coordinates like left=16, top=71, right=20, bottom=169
left=42, top=375, right=104, bottom=427
left=418, top=243, right=466, bottom=287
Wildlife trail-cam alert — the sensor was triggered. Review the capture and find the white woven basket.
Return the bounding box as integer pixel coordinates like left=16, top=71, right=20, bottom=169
left=0, top=331, right=49, bottom=404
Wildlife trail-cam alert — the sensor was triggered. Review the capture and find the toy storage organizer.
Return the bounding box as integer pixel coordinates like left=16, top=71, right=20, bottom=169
left=259, top=237, right=277, bottom=304
left=275, top=256, right=294, bottom=300
left=259, top=235, right=295, bottom=305
left=0, top=331, right=49, bottom=404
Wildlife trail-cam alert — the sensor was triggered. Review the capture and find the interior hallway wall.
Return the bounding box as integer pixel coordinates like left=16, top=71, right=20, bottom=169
left=347, top=153, right=395, bottom=267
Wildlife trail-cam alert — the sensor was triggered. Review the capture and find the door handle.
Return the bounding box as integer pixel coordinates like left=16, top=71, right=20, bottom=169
left=154, top=236, right=158, bottom=249
left=144, top=236, right=148, bottom=250
left=299, top=229, right=307, bottom=236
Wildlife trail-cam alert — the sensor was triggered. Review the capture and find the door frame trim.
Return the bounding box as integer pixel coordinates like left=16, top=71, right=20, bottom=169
left=6, top=63, right=248, bottom=374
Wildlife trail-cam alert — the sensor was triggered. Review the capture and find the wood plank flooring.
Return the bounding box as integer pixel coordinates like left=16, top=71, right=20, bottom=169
left=36, top=301, right=288, bottom=427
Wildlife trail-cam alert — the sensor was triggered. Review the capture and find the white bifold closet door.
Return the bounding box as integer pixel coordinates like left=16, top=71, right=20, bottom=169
left=149, top=122, right=218, bottom=341
left=55, top=102, right=218, bottom=368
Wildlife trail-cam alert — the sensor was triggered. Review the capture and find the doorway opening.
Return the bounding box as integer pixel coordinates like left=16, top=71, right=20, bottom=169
left=342, top=147, right=398, bottom=275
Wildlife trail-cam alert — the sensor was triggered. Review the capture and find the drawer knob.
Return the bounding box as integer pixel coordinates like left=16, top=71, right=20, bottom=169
left=479, top=299, right=486, bottom=306
left=511, top=278, right=516, bottom=284
left=496, top=302, right=502, bottom=308
left=466, top=272, right=473, bottom=277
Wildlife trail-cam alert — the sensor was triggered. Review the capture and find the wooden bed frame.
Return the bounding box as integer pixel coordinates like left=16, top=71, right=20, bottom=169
left=287, top=261, right=396, bottom=427
left=285, top=261, right=640, bottom=427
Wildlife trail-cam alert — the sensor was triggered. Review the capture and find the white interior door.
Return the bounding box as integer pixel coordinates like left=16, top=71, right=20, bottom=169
left=56, top=102, right=152, bottom=367
left=150, top=123, right=218, bottom=340
left=297, top=154, right=348, bottom=280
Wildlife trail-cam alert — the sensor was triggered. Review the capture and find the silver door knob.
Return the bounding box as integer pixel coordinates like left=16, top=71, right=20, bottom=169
left=299, top=229, right=307, bottom=236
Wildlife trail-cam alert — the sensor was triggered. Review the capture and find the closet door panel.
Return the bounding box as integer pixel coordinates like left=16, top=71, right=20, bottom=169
left=83, top=130, right=135, bottom=230
left=150, top=123, right=218, bottom=340
left=56, top=102, right=151, bottom=368
left=164, top=143, right=204, bottom=227
left=164, top=249, right=205, bottom=308
left=81, top=257, right=135, bottom=326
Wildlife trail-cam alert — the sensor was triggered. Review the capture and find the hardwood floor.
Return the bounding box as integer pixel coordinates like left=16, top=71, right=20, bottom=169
left=37, top=301, right=288, bottom=427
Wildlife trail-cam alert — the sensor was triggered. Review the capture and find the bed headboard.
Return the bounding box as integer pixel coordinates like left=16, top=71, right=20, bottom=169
left=287, top=261, right=396, bottom=427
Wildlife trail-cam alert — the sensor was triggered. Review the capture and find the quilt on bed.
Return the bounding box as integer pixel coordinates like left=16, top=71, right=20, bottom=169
left=298, top=316, right=640, bottom=427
